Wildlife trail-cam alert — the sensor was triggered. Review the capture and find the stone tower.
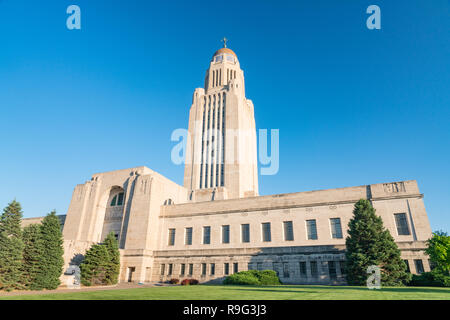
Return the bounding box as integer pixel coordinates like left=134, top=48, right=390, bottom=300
left=183, top=44, right=259, bottom=201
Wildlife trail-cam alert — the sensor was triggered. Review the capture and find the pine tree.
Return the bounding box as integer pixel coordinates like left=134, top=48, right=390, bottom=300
left=103, top=232, right=120, bottom=285
left=345, top=199, right=411, bottom=286
left=33, top=211, right=64, bottom=290
left=0, top=200, right=25, bottom=291
left=80, top=244, right=110, bottom=286
left=22, top=224, right=43, bottom=290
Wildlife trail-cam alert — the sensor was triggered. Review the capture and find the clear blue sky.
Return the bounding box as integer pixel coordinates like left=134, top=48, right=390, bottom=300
left=0, top=1, right=448, bottom=232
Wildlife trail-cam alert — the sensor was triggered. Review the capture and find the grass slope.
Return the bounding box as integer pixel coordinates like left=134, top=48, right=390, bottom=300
left=1, top=285, right=449, bottom=300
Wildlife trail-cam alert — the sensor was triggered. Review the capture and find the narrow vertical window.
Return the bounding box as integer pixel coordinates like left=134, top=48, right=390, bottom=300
left=188, top=263, right=193, bottom=275
left=394, top=213, right=410, bottom=235
left=203, top=226, right=211, bottom=244
left=328, top=261, right=336, bottom=280
left=403, top=260, right=410, bottom=273
left=224, top=263, right=229, bottom=275
left=160, top=264, right=165, bottom=276
left=201, top=263, right=206, bottom=275
left=233, top=262, right=238, bottom=273
left=283, top=262, right=290, bottom=278
left=283, top=221, right=294, bottom=241
left=168, top=228, right=175, bottom=246
left=241, top=224, right=250, bottom=243
left=330, top=218, right=343, bottom=239
left=210, top=263, right=215, bottom=275
left=310, top=261, right=318, bottom=278
left=168, top=263, right=173, bottom=275
left=299, top=262, right=307, bottom=278
left=185, top=227, right=193, bottom=245
left=180, top=264, right=186, bottom=275
left=262, top=222, right=271, bottom=242
left=222, top=225, right=230, bottom=244
left=306, top=219, right=318, bottom=240
left=339, top=261, right=346, bottom=275
left=414, top=259, right=424, bottom=274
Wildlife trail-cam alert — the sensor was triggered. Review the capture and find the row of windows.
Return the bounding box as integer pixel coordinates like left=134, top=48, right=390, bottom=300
left=168, top=218, right=344, bottom=246
left=160, top=260, right=345, bottom=279
left=168, top=212, right=413, bottom=246
left=160, top=259, right=427, bottom=279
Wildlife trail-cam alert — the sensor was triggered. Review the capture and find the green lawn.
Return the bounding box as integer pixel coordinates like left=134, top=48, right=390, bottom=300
left=1, top=285, right=449, bottom=300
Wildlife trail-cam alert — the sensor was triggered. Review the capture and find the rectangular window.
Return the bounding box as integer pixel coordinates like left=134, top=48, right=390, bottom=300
left=414, top=259, right=424, bottom=274
left=394, top=213, right=411, bottom=235
left=185, top=227, right=193, bottom=245
left=299, top=262, right=307, bottom=278
left=241, top=224, right=250, bottom=243
left=224, top=263, right=229, bottom=275
left=330, top=218, right=343, bottom=239
left=233, top=263, right=238, bottom=274
left=222, top=225, right=230, bottom=244
left=283, top=262, right=290, bottom=278
left=203, top=226, right=211, bottom=244
left=168, top=263, right=173, bottom=276
left=180, top=264, right=186, bottom=276
left=201, top=263, right=206, bottom=275
left=168, top=228, right=176, bottom=246
left=272, top=262, right=281, bottom=277
left=310, top=261, right=318, bottom=278
left=257, top=262, right=263, bottom=271
left=283, top=221, right=294, bottom=241
left=328, top=261, right=337, bottom=280
left=188, top=263, right=193, bottom=275
left=306, top=220, right=318, bottom=240
left=403, top=260, right=410, bottom=273
left=210, top=263, right=215, bottom=275
left=160, top=264, right=165, bottom=276
left=262, top=222, right=271, bottom=242
left=339, top=261, right=346, bottom=275
left=117, top=192, right=124, bottom=206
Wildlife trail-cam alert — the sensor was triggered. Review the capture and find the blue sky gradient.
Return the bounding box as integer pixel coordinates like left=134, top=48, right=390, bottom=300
left=0, top=1, right=449, bottom=231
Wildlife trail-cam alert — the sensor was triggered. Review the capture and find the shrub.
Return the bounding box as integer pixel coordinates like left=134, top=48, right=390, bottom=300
left=408, top=270, right=450, bottom=287
left=169, top=278, right=179, bottom=284
left=180, top=278, right=199, bottom=285
left=223, top=270, right=281, bottom=286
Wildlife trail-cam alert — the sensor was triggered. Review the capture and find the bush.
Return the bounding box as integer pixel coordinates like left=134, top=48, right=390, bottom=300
left=169, top=278, right=179, bottom=284
left=223, top=270, right=281, bottom=286
left=180, top=278, right=199, bottom=285
left=409, top=270, right=450, bottom=287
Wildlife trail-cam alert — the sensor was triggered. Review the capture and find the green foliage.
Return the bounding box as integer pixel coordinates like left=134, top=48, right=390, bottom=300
left=409, top=269, right=450, bottom=287
left=21, top=224, right=43, bottom=290
left=0, top=200, right=25, bottom=291
left=223, top=270, right=281, bottom=286
left=32, top=211, right=64, bottom=290
left=103, top=232, right=120, bottom=285
left=80, top=244, right=110, bottom=286
left=80, top=233, right=121, bottom=286
left=345, top=199, right=411, bottom=286
left=425, top=231, right=450, bottom=275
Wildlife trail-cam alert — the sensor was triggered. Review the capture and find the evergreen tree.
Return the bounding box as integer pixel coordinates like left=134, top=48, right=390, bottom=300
left=80, top=244, right=110, bottom=286
left=103, top=232, right=120, bottom=285
left=0, top=200, right=25, bottom=291
left=345, top=199, right=411, bottom=286
left=21, top=224, right=43, bottom=290
left=33, top=211, right=64, bottom=290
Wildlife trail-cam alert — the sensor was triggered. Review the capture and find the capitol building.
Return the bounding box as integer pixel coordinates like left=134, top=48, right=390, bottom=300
left=24, top=44, right=433, bottom=285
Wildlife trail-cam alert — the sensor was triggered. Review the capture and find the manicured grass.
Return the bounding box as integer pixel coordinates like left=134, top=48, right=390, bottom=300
left=1, top=285, right=449, bottom=300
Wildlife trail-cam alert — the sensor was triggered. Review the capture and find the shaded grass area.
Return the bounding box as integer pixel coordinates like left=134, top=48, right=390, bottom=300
left=1, top=285, right=449, bottom=300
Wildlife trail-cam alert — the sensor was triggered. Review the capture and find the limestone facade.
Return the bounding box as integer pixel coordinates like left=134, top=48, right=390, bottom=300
left=28, top=46, right=434, bottom=285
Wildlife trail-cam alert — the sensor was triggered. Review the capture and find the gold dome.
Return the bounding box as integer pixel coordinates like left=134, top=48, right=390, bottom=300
left=213, top=47, right=237, bottom=58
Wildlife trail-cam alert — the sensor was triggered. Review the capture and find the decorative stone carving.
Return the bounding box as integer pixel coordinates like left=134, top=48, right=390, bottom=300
left=383, top=182, right=405, bottom=193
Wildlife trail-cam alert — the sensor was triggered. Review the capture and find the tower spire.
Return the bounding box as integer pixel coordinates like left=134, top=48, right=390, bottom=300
left=221, top=37, right=228, bottom=48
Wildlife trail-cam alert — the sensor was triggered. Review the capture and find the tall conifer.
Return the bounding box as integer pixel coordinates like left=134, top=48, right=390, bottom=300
left=0, top=200, right=25, bottom=291
left=345, top=199, right=411, bottom=286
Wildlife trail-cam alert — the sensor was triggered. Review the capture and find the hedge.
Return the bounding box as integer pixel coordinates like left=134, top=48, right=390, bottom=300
left=223, top=270, right=281, bottom=285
